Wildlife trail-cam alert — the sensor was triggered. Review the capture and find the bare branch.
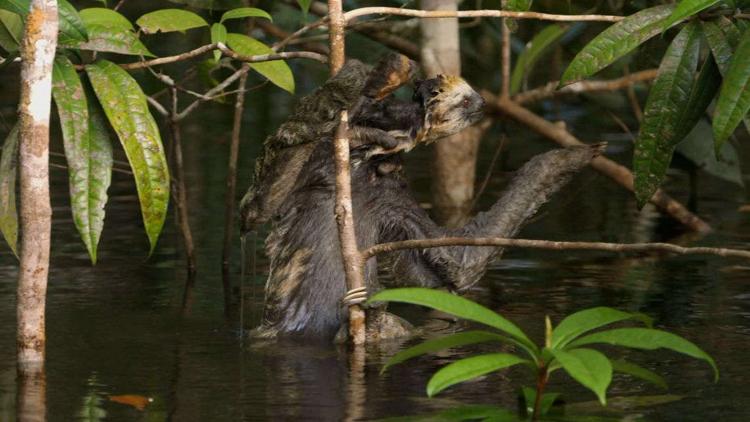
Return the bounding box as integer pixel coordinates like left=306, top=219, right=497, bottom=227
left=361, top=237, right=750, bottom=261
left=511, top=69, right=658, bottom=104
left=119, top=43, right=327, bottom=70
left=175, top=65, right=252, bottom=121
left=345, top=8, right=625, bottom=23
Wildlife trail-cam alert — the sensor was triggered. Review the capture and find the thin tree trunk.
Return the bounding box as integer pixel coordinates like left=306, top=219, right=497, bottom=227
left=169, top=89, right=196, bottom=276
left=328, top=0, right=367, bottom=345
left=421, top=0, right=480, bottom=227
left=17, top=0, right=58, bottom=370
left=222, top=70, right=248, bottom=277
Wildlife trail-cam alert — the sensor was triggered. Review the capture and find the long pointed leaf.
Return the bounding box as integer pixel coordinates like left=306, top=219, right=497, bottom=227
left=53, top=55, right=107, bottom=263
left=0, top=124, right=18, bottom=256
left=703, top=17, right=750, bottom=133
left=226, top=33, right=295, bottom=94
left=611, top=359, right=667, bottom=389
left=713, top=31, right=750, bottom=150
left=551, top=307, right=650, bottom=349
left=0, top=9, right=22, bottom=53
left=382, top=330, right=508, bottom=373
left=560, top=5, right=675, bottom=85
left=369, top=288, right=537, bottom=356
left=549, top=348, right=612, bottom=405
left=210, top=23, right=227, bottom=62
left=663, top=0, right=722, bottom=29
left=86, top=60, right=169, bottom=254
left=633, top=22, right=702, bottom=208
left=568, top=327, right=718, bottom=381
left=79, top=8, right=134, bottom=32
left=426, top=353, right=529, bottom=397
left=510, top=24, right=567, bottom=94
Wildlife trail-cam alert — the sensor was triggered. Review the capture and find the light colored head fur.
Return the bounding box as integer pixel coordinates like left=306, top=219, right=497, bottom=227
left=416, top=74, right=485, bottom=144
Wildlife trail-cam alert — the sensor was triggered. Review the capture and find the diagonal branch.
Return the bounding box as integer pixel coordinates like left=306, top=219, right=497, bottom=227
left=512, top=69, right=658, bottom=104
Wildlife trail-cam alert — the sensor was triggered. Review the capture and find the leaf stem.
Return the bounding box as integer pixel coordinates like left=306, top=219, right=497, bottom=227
left=531, top=365, right=549, bottom=421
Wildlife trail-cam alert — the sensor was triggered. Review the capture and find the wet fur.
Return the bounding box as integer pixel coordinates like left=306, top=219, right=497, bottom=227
left=252, top=144, right=602, bottom=339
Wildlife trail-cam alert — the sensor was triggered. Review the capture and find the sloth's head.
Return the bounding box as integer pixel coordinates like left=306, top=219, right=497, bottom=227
left=413, top=75, right=484, bottom=143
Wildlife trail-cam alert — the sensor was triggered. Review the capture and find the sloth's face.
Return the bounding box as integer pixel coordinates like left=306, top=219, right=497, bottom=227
left=413, top=75, right=485, bottom=143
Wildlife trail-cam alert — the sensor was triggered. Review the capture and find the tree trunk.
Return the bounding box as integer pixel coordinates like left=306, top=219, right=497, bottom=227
left=420, top=0, right=480, bottom=227
left=17, top=0, right=57, bottom=370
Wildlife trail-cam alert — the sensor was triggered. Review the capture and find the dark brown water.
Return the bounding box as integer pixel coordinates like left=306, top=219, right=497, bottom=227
left=1, top=65, right=750, bottom=422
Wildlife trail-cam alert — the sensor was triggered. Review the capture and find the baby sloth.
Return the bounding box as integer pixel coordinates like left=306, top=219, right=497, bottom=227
left=351, top=74, right=485, bottom=158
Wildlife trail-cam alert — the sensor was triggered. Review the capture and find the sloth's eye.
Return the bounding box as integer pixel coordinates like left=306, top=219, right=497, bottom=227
left=462, top=98, right=470, bottom=108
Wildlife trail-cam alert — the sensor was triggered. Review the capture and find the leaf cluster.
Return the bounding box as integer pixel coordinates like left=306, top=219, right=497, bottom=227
left=0, top=1, right=293, bottom=262
left=371, top=288, right=717, bottom=419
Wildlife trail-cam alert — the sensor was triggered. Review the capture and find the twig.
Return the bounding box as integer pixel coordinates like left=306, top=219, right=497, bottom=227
left=217, top=44, right=328, bottom=64
left=169, top=89, right=196, bottom=275
left=222, top=68, right=249, bottom=275
left=485, top=94, right=712, bottom=232
left=624, top=66, right=644, bottom=121
left=114, top=0, right=127, bottom=11
left=344, top=8, right=625, bottom=23
left=361, top=236, right=750, bottom=261
left=256, top=20, right=329, bottom=55
left=175, top=65, right=252, bottom=121
left=120, top=43, right=327, bottom=70
left=146, top=96, right=169, bottom=117
left=511, top=69, right=658, bottom=104
left=500, top=0, right=511, bottom=99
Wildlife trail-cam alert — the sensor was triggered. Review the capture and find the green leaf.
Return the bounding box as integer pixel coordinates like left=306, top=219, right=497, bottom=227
left=703, top=17, right=741, bottom=75
left=167, top=0, right=245, bottom=9
left=57, top=0, right=88, bottom=46
left=82, top=91, right=114, bottom=265
left=560, top=5, right=675, bottom=86
left=382, top=405, right=516, bottom=422
left=611, top=359, right=667, bottom=389
left=551, top=307, right=650, bottom=349
left=568, top=327, right=718, bottom=381
left=0, top=124, right=18, bottom=256
left=549, top=348, right=612, bottom=405
left=676, top=119, right=744, bottom=186
left=210, top=23, right=227, bottom=62
left=79, top=8, right=133, bottom=32
left=53, top=55, right=112, bottom=264
left=369, top=288, right=538, bottom=357
left=426, top=353, right=530, bottom=397
left=703, top=18, right=750, bottom=134
left=382, top=330, right=508, bottom=373
left=220, top=7, right=271, bottom=23
left=0, top=9, right=21, bottom=53
left=521, top=387, right=560, bottom=417
left=86, top=60, right=169, bottom=254
left=633, top=22, right=703, bottom=208
left=510, top=24, right=567, bottom=95
left=713, top=31, right=750, bottom=150
left=226, top=33, right=295, bottom=94
left=663, top=0, right=721, bottom=29
left=297, top=0, right=312, bottom=14
left=506, top=0, right=532, bottom=11
left=136, top=9, right=208, bottom=34
left=78, top=24, right=154, bottom=57
left=0, top=0, right=88, bottom=46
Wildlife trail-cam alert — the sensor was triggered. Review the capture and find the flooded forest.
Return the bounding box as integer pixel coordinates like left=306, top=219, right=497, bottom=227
left=1, top=0, right=749, bottom=421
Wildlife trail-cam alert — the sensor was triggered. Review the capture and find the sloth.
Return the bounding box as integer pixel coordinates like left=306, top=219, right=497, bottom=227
left=239, top=54, right=484, bottom=234
left=240, top=57, right=603, bottom=339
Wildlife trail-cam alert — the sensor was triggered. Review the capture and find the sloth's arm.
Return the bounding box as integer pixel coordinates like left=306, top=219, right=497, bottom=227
left=379, top=145, right=603, bottom=291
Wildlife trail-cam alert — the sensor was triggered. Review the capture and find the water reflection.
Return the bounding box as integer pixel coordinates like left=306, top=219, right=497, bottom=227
left=0, top=82, right=748, bottom=422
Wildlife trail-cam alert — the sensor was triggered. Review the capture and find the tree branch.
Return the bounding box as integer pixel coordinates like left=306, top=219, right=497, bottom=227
left=119, top=43, right=327, bottom=70
left=344, top=8, right=625, bottom=23
left=511, top=69, right=658, bottom=104
left=484, top=94, right=712, bottom=232
left=361, top=237, right=750, bottom=261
